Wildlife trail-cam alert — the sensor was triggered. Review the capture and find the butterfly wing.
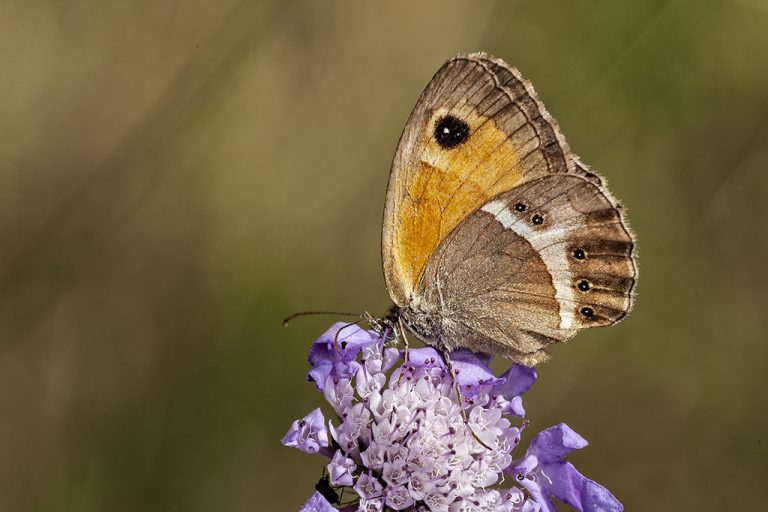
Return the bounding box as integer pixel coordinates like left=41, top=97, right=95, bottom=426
left=382, top=52, right=574, bottom=306
left=417, top=174, right=637, bottom=365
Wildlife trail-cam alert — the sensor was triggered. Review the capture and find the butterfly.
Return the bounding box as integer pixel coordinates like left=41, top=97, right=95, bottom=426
left=381, top=52, right=637, bottom=366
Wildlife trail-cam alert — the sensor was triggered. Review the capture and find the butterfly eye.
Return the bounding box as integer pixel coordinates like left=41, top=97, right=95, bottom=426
left=434, top=115, right=470, bottom=149
left=514, top=202, right=526, bottom=212
left=577, top=280, right=590, bottom=292
left=580, top=307, right=595, bottom=318
left=531, top=214, right=544, bottom=225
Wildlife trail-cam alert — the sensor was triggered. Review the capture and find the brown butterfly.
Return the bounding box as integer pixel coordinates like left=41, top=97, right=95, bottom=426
left=381, top=52, right=637, bottom=366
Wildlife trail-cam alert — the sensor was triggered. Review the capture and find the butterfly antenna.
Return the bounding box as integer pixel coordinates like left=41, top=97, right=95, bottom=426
left=333, top=320, right=364, bottom=350
left=282, top=310, right=363, bottom=327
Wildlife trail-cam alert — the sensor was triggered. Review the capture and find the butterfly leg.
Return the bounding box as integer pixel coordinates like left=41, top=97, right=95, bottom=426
left=441, top=348, right=494, bottom=450
left=396, top=316, right=411, bottom=386
left=398, top=316, right=410, bottom=366
left=439, top=349, right=465, bottom=415
left=364, top=311, right=387, bottom=339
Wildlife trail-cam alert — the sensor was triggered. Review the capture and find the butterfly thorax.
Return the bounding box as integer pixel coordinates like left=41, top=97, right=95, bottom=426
left=388, top=301, right=452, bottom=353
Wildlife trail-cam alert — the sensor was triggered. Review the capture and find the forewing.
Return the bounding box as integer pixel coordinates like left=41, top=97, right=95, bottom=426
left=382, top=53, right=573, bottom=305
left=418, top=174, right=637, bottom=364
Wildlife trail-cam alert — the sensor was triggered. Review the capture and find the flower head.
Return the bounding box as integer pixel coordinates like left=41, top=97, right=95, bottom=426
left=284, top=323, right=623, bottom=512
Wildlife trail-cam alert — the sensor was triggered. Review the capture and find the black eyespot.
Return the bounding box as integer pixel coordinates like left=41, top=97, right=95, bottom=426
left=531, top=214, right=544, bottom=225
left=580, top=307, right=594, bottom=318
left=514, top=202, right=526, bottom=212
left=573, top=248, right=586, bottom=260
left=434, top=115, right=470, bottom=149
left=577, top=280, right=590, bottom=292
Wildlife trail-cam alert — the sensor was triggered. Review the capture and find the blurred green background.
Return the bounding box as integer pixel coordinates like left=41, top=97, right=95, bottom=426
left=1, top=0, right=767, bottom=510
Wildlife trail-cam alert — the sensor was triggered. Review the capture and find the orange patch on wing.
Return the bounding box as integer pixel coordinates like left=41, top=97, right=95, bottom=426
left=392, top=119, right=526, bottom=295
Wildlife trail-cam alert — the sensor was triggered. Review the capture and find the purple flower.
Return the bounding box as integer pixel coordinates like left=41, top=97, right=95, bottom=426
left=308, top=323, right=382, bottom=391
left=508, top=424, right=623, bottom=512
left=282, top=408, right=332, bottom=457
left=328, top=450, right=357, bottom=486
left=284, top=324, right=624, bottom=511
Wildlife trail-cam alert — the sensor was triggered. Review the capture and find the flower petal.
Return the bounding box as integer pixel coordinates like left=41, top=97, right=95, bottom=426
left=299, top=491, right=337, bottom=512
left=281, top=408, right=330, bottom=455
left=327, top=450, right=356, bottom=486
left=521, top=499, right=543, bottom=512
left=307, top=360, right=333, bottom=391
left=308, top=323, right=375, bottom=390
left=308, top=323, right=380, bottom=366
left=358, top=497, right=384, bottom=512
left=385, top=485, right=415, bottom=510
left=528, top=423, right=588, bottom=463
left=494, top=364, right=537, bottom=399
left=507, top=395, right=526, bottom=418
left=403, top=347, right=444, bottom=368
left=537, top=461, right=623, bottom=512
left=451, top=350, right=504, bottom=395
left=381, top=347, right=400, bottom=372
left=354, top=472, right=384, bottom=499
left=513, top=474, right=557, bottom=512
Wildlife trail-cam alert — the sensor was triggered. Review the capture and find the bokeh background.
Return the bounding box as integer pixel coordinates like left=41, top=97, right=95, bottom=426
left=2, top=1, right=767, bottom=510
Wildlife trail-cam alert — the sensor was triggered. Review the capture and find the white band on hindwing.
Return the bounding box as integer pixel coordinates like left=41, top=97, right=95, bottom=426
left=481, top=199, right=576, bottom=330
